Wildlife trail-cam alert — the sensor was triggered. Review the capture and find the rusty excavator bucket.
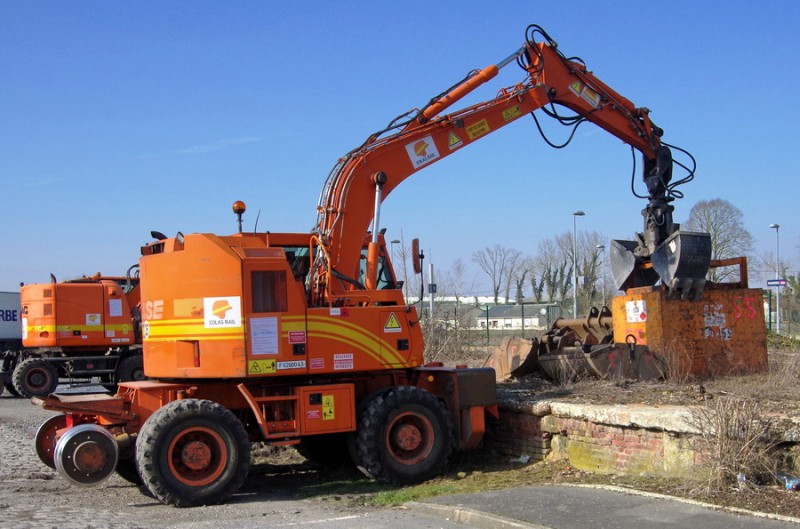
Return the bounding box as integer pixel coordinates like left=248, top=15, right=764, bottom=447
left=483, top=336, right=539, bottom=382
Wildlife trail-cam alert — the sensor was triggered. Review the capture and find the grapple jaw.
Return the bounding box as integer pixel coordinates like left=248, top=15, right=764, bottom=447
left=609, top=239, right=659, bottom=292
left=650, top=230, right=711, bottom=299
left=611, top=230, right=711, bottom=300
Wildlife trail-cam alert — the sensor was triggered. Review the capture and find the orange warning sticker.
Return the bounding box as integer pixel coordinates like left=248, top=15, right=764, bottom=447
left=384, top=312, right=402, bottom=333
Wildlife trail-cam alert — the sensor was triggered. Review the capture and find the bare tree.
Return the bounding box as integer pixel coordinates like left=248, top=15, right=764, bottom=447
left=528, top=231, right=609, bottom=314
left=577, top=231, right=606, bottom=311
left=443, top=258, right=476, bottom=303
left=683, top=199, right=754, bottom=282
left=472, top=244, right=519, bottom=304
left=387, top=232, right=411, bottom=301
left=502, top=249, right=523, bottom=302
left=531, top=237, right=569, bottom=306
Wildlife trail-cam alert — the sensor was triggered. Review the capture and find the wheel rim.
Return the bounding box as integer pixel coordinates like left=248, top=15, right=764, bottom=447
left=35, top=415, right=68, bottom=469
left=54, top=424, right=118, bottom=486
left=167, top=426, right=228, bottom=486
left=385, top=411, right=435, bottom=465
left=26, top=365, right=55, bottom=392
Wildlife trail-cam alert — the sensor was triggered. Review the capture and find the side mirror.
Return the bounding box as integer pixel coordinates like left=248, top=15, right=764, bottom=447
left=411, top=238, right=423, bottom=274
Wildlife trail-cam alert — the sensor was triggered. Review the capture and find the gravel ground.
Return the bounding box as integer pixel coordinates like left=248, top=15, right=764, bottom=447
left=0, top=393, right=375, bottom=529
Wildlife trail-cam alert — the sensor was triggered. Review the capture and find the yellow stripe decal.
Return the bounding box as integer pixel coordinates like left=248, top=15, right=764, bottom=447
left=282, top=315, right=406, bottom=366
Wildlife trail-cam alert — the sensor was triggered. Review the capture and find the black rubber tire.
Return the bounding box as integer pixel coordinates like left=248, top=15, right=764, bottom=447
left=353, top=386, right=455, bottom=485
left=12, top=358, right=59, bottom=398
left=296, top=433, right=352, bottom=467
left=135, top=399, right=250, bottom=507
left=115, top=354, right=145, bottom=383
left=115, top=456, right=142, bottom=485
left=1, top=355, right=21, bottom=397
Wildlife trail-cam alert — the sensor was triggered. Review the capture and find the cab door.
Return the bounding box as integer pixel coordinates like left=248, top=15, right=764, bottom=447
left=242, top=256, right=308, bottom=377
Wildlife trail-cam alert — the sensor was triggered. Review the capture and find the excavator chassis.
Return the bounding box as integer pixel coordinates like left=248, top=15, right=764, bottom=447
left=33, top=367, right=497, bottom=506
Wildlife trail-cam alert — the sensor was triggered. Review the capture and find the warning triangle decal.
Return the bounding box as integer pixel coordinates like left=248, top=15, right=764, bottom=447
left=384, top=312, right=402, bottom=333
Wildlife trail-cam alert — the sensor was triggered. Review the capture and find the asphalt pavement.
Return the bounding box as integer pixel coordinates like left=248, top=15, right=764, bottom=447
left=410, top=484, right=800, bottom=529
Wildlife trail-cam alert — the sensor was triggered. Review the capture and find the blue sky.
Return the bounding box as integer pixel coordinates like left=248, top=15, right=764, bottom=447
left=2, top=1, right=798, bottom=294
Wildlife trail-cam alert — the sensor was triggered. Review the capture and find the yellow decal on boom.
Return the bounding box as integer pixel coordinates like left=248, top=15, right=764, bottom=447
left=248, top=359, right=277, bottom=374
left=502, top=105, right=521, bottom=121
left=466, top=119, right=490, bottom=140
left=568, top=81, right=601, bottom=108
left=448, top=131, right=463, bottom=150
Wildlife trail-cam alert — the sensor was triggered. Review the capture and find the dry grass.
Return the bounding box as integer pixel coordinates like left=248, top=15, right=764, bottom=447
left=688, top=396, right=778, bottom=492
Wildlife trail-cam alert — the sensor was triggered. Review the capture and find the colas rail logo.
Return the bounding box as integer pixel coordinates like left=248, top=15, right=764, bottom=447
left=405, top=135, right=440, bottom=168
left=204, top=296, right=242, bottom=328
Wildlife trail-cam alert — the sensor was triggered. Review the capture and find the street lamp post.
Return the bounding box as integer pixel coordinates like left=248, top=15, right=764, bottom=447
left=769, top=223, right=781, bottom=334
left=596, top=244, right=605, bottom=306
left=572, top=210, right=585, bottom=318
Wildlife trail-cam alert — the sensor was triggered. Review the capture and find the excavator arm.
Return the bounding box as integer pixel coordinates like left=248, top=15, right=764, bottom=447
left=313, top=24, right=708, bottom=305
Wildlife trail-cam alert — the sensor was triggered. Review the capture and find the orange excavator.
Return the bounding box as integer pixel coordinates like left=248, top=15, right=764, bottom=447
left=32, top=24, right=711, bottom=506
left=2, top=269, right=144, bottom=398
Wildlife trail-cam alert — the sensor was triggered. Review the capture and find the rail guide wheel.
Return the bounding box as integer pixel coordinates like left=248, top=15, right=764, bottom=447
left=35, top=414, right=68, bottom=469
left=54, top=424, right=119, bottom=486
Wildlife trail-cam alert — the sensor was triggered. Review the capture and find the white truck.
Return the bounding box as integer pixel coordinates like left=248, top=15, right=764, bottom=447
left=0, top=291, right=23, bottom=395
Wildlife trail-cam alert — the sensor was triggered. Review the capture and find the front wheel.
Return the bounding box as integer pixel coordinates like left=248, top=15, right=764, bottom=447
left=12, top=358, right=59, bottom=398
left=353, top=386, right=455, bottom=485
left=135, top=399, right=250, bottom=507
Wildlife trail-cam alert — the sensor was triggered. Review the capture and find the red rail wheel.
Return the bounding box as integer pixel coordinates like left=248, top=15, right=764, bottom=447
left=35, top=414, right=67, bottom=469
left=136, top=399, right=250, bottom=507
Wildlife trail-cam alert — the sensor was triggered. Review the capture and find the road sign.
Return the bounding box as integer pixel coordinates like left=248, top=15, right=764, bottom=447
left=767, top=279, right=787, bottom=287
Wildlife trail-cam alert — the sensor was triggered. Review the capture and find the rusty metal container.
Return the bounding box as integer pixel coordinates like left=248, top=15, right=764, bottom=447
left=611, top=287, right=767, bottom=379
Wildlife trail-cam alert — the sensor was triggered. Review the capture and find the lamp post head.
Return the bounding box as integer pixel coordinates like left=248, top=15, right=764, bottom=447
left=573, top=210, right=585, bottom=217
left=769, top=223, right=780, bottom=230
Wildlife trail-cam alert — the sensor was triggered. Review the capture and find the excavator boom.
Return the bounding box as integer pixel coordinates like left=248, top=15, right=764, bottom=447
left=313, top=24, right=709, bottom=305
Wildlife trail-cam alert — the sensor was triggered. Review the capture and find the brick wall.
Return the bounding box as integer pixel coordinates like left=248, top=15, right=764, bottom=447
left=486, top=401, right=701, bottom=478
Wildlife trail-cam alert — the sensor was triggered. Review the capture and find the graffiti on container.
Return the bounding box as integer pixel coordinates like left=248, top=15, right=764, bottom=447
left=704, top=303, right=726, bottom=327
left=703, top=326, right=733, bottom=340
left=733, top=295, right=758, bottom=322
left=703, top=303, right=732, bottom=340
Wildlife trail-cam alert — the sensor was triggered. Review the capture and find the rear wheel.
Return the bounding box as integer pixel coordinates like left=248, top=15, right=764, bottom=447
left=353, top=386, right=454, bottom=485
left=1, top=354, right=21, bottom=397
left=136, top=399, right=250, bottom=507
left=12, top=358, right=59, bottom=398
left=115, top=354, right=145, bottom=383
